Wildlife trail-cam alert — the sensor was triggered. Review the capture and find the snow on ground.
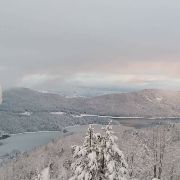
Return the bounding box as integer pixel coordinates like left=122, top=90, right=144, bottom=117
left=19, top=111, right=32, bottom=116
left=41, top=167, right=50, bottom=180
left=71, top=113, right=143, bottom=119
left=50, top=112, right=65, bottom=115
left=145, top=95, right=163, bottom=102
left=156, top=97, right=163, bottom=101
left=145, top=96, right=153, bottom=102
left=71, top=114, right=97, bottom=118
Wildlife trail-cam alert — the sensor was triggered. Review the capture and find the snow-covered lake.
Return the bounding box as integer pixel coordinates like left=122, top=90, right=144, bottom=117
left=0, top=131, right=63, bottom=163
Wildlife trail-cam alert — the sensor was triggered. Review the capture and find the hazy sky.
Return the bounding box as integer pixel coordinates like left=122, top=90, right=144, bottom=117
left=1, top=0, right=180, bottom=93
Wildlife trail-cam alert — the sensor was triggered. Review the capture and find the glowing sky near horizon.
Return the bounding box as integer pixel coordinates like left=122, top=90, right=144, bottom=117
left=0, top=0, right=180, bottom=92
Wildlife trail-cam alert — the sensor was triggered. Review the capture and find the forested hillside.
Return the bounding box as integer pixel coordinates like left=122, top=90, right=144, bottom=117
left=1, top=88, right=180, bottom=134
left=2, top=88, right=180, bottom=117
left=0, top=124, right=180, bottom=180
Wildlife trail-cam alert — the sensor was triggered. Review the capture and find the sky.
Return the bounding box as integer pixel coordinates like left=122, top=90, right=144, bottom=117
left=0, top=0, right=180, bottom=95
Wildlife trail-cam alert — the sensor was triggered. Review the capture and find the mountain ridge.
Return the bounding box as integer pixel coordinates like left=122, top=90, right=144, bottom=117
left=1, top=87, right=180, bottom=134
left=1, top=87, right=180, bottom=117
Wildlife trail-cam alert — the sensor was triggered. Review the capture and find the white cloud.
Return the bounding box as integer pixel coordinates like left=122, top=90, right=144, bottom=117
left=18, top=73, right=60, bottom=87
left=66, top=72, right=180, bottom=89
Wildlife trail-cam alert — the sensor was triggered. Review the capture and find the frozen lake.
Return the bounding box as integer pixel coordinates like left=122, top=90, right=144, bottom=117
left=0, top=131, right=63, bottom=162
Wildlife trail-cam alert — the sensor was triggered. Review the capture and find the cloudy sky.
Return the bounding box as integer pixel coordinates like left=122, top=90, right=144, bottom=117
left=0, top=0, right=180, bottom=94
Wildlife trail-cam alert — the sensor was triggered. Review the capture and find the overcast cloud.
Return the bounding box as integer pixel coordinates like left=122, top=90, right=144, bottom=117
left=1, top=0, right=180, bottom=93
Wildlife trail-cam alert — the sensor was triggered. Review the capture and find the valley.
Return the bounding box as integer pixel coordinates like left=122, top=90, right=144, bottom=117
left=1, top=88, right=180, bottom=135
left=1, top=88, right=180, bottom=179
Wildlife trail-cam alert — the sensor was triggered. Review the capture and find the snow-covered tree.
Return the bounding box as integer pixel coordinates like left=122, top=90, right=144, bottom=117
left=34, top=169, right=42, bottom=180
left=70, top=125, right=100, bottom=180
left=102, top=123, right=129, bottom=180
left=70, top=124, right=129, bottom=180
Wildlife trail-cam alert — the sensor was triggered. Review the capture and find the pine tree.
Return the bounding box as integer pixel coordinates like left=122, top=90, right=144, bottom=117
left=70, top=125, right=100, bottom=180
left=70, top=123, right=129, bottom=180
left=102, top=123, right=129, bottom=180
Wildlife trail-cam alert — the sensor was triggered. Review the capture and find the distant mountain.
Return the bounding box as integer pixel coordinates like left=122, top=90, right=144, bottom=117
left=83, top=89, right=180, bottom=117
left=0, top=88, right=68, bottom=112
left=1, top=88, right=180, bottom=134
left=0, top=88, right=111, bottom=133
left=1, top=88, right=180, bottom=117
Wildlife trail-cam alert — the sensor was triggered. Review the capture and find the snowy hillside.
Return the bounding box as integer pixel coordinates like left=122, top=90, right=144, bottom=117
left=1, top=88, right=180, bottom=134
left=0, top=124, right=179, bottom=180
left=2, top=88, right=180, bottom=117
